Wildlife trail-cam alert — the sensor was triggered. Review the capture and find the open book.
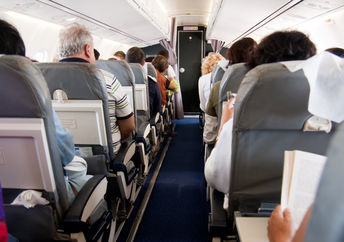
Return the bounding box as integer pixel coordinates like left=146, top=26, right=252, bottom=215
left=281, top=150, right=327, bottom=231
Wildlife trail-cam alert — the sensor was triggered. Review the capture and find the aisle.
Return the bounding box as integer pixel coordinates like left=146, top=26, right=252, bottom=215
left=134, top=118, right=209, bottom=241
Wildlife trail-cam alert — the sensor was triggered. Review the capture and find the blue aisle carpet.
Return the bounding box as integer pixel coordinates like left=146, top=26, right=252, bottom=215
left=134, top=118, right=209, bottom=241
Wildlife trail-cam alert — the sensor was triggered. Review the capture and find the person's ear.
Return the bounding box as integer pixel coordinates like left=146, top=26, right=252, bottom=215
left=84, top=44, right=92, bottom=58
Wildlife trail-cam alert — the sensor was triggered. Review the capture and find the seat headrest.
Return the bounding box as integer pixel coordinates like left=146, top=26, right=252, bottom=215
left=147, top=63, right=157, bottom=79
left=128, top=63, right=147, bottom=84
left=234, top=61, right=312, bottom=130
left=96, top=60, right=134, bottom=87
left=211, top=64, right=225, bottom=84
left=220, top=63, right=250, bottom=97
left=37, top=62, right=107, bottom=101
left=0, top=55, right=51, bottom=118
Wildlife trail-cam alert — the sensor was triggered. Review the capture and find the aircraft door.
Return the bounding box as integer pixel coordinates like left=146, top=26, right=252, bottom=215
left=178, top=28, right=204, bottom=113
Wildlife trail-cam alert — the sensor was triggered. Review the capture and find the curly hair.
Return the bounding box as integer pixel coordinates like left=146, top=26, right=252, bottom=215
left=201, top=52, right=224, bottom=75
left=249, top=30, right=316, bottom=68
left=226, top=37, right=257, bottom=66
left=152, top=55, right=169, bottom=73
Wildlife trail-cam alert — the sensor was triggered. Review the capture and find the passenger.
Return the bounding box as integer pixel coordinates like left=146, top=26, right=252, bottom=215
left=126, top=47, right=162, bottom=118
left=145, top=56, right=155, bottom=63
left=157, top=50, right=179, bottom=97
left=114, top=50, right=126, bottom=60
left=151, top=54, right=177, bottom=107
left=198, top=52, right=224, bottom=112
left=268, top=47, right=344, bottom=242
left=0, top=19, right=91, bottom=203
left=59, top=24, right=135, bottom=154
left=326, top=47, right=344, bottom=57
left=93, top=48, right=100, bottom=60
left=203, top=38, right=257, bottom=144
left=205, top=30, right=316, bottom=208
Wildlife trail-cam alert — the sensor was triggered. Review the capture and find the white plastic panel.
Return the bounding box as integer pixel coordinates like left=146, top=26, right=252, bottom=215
left=135, top=84, right=148, bottom=111
left=0, top=118, right=56, bottom=192
left=122, top=86, right=134, bottom=111
left=53, top=100, right=107, bottom=146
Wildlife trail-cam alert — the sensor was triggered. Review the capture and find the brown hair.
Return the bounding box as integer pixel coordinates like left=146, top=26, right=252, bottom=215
left=249, top=30, right=316, bottom=68
left=226, top=37, right=257, bottom=66
left=152, top=55, right=169, bottom=73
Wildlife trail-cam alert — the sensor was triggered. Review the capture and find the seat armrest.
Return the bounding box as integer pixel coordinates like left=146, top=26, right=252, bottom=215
left=112, top=140, right=136, bottom=166
left=64, top=175, right=107, bottom=233
left=84, top=155, right=108, bottom=175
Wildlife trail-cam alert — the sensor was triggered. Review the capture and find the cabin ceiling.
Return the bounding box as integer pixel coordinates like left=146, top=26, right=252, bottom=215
left=0, top=0, right=343, bottom=48
left=207, top=0, right=344, bottom=47
left=159, top=0, right=214, bottom=26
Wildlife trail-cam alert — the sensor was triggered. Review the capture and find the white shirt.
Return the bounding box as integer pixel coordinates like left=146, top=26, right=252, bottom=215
left=198, top=73, right=212, bottom=112
left=205, top=118, right=233, bottom=193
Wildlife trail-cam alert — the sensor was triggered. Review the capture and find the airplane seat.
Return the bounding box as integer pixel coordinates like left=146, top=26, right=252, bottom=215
left=146, top=63, right=163, bottom=145
left=217, top=63, right=250, bottom=125
left=0, top=55, right=110, bottom=241
left=37, top=62, right=138, bottom=204
left=228, top=60, right=339, bottom=219
left=304, top=123, right=344, bottom=242
left=210, top=64, right=225, bottom=87
left=96, top=60, right=152, bottom=175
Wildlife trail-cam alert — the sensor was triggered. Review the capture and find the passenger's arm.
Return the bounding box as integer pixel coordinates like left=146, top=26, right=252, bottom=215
left=218, top=97, right=235, bottom=135
left=267, top=205, right=293, bottom=242
left=167, top=79, right=176, bottom=90
left=292, top=206, right=312, bottom=242
left=117, top=114, right=135, bottom=140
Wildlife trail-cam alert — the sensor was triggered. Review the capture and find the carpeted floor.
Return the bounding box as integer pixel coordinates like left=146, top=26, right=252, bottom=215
left=134, top=118, right=209, bottom=241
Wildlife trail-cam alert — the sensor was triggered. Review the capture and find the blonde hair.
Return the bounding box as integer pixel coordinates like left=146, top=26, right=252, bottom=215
left=201, top=52, right=224, bottom=75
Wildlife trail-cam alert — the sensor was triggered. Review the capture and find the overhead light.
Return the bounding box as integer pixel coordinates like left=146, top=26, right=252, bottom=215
left=66, top=17, right=77, bottom=22
left=156, top=0, right=167, bottom=14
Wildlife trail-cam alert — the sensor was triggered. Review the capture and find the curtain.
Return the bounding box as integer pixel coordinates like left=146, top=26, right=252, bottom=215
left=211, top=39, right=225, bottom=53
left=159, top=17, right=184, bottom=119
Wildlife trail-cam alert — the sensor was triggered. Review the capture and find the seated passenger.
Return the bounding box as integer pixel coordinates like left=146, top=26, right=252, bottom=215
left=203, top=38, right=257, bottom=144
left=326, top=47, right=344, bottom=58
left=198, top=52, right=224, bottom=112
left=0, top=19, right=92, bottom=203
left=151, top=55, right=177, bottom=107
left=94, top=48, right=100, bottom=60
left=58, top=24, right=135, bottom=154
left=126, top=47, right=162, bottom=117
left=205, top=30, right=316, bottom=207
left=113, top=50, right=126, bottom=60
left=157, top=50, right=179, bottom=97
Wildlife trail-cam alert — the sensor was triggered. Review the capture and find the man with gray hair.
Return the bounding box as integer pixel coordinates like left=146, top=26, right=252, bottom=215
left=59, top=24, right=135, bottom=154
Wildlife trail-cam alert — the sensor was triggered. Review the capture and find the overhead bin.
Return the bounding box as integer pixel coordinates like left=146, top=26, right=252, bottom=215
left=207, top=0, right=344, bottom=45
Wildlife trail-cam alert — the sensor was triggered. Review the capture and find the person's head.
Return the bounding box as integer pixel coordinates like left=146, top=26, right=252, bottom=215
left=145, top=56, right=155, bottom=63
left=326, top=47, right=344, bottom=58
left=157, top=50, right=169, bottom=59
left=0, top=19, right=26, bottom=56
left=249, top=30, right=316, bottom=68
left=126, top=47, right=145, bottom=65
left=58, top=24, right=95, bottom=63
left=226, top=37, right=257, bottom=65
left=152, top=55, right=169, bottom=73
left=114, top=50, right=126, bottom=60
left=93, top=48, right=100, bottom=60
left=201, top=52, right=224, bottom=75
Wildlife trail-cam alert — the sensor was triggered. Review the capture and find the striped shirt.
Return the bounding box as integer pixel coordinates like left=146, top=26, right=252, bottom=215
left=100, top=70, right=133, bottom=154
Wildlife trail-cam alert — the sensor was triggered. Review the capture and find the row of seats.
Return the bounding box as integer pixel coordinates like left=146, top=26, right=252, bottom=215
left=0, top=55, right=170, bottom=241
left=205, top=59, right=339, bottom=237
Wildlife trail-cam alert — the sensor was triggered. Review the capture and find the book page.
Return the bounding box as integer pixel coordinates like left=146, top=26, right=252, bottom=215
left=285, top=150, right=327, bottom=230
left=281, top=151, right=294, bottom=210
